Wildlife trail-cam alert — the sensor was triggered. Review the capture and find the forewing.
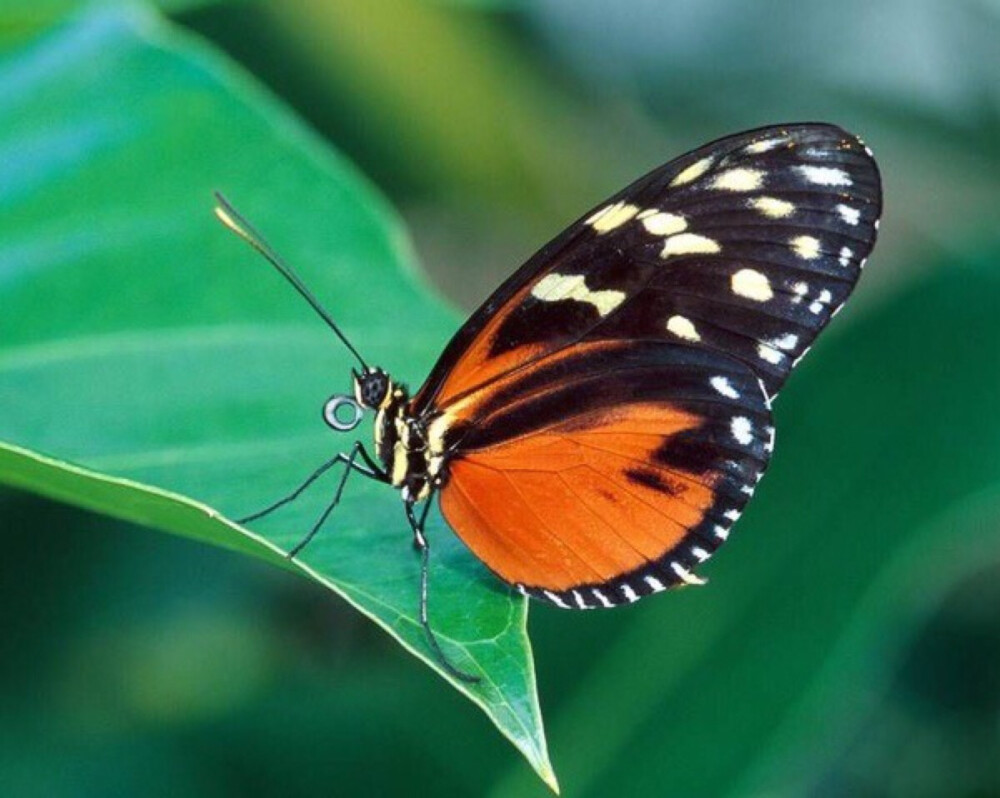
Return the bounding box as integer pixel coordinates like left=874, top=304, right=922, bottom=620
left=412, top=123, right=881, bottom=410
left=436, top=340, right=773, bottom=607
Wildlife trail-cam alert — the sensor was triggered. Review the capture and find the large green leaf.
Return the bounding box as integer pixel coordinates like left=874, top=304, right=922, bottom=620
left=0, top=6, right=556, bottom=790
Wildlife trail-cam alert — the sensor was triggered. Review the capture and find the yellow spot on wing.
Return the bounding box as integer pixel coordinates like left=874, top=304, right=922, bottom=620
left=791, top=235, right=821, bottom=260
left=670, top=156, right=713, bottom=186
left=731, top=268, right=773, bottom=301
left=661, top=233, right=720, bottom=257
left=746, top=136, right=788, bottom=154
left=666, top=315, right=701, bottom=341
left=711, top=168, right=764, bottom=192
left=588, top=201, right=640, bottom=233
left=640, top=211, right=687, bottom=236
left=750, top=196, right=795, bottom=218
left=531, top=272, right=626, bottom=316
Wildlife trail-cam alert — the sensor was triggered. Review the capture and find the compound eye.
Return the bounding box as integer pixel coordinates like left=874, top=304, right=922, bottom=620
left=322, top=395, right=364, bottom=432
left=362, top=373, right=389, bottom=407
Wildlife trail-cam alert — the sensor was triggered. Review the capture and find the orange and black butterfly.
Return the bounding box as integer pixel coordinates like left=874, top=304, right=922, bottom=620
left=216, top=123, right=882, bottom=682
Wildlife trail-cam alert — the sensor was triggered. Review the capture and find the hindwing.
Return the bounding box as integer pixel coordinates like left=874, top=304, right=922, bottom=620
left=435, top=340, right=773, bottom=606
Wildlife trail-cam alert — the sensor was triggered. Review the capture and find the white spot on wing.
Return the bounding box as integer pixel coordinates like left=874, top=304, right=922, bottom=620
left=710, top=375, right=740, bottom=399
left=769, top=333, right=799, bottom=351
left=731, top=416, right=754, bottom=445
left=667, top=314, right=701, bottom=342
left=672, top=562, right=707, bottom=585
left=572, top=590, right=590, bottom=609
left=661, top=233, right=720, bottom=257
left=795, top=165, right=852, bottom=186
left=621, top=583, right=640, bottom=603
left=544, top=590, right=571, bottom=609
left=757, top=343, right=784, bottom=365
left=592, top=588, right=613, bottom=608
left=724, top=509, right=741, bottom=521
left=644, top=575, right=666, bottom=593
left=836, top=204, right=861, bottom=226
left=640, top=211, right=687, bottom=236
left=758, top=377, right=773, bottom=410
left=791, top=235, right=821, bottom=260
left=731, top=268, right=773, bottom=301
left=839, top=246, right=853, bottom=267
left=750, top=196, right=795, bottom=218
left=711, top=168, right=764, bottom=192
left=670, top=156, right=713, bottom=186
left=691, top=547, right=710, bottom=562
left=809, top=288, right=833, bottom=314
left=714, top=525, right=730, bottom=540
left=531, top=272, right=626, bottom=316
left=765, top=425, right=776, bottom=453
left=801, top=146, right=834, bottom=160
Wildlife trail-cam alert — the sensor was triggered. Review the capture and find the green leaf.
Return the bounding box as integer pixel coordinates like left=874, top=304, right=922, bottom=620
left=0, top=6, right=556, bottom=790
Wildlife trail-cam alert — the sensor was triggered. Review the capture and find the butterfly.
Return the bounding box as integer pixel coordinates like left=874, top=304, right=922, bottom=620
left=216, top=123, right=882, bottom=683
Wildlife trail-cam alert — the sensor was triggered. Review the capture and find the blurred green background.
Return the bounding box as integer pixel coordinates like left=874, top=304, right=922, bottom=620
left=2, top=1, right=999, bottom=796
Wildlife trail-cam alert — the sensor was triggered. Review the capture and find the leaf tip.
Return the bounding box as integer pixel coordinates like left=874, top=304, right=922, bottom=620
left=539, top=762, right=561, bottom=794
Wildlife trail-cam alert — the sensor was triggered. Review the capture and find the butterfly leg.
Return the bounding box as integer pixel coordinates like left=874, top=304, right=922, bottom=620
left=238, top=442, right=385, bottom=525
left=283, top=442, right=386, bottom=558
left=405, top=498, right=481, bottom=684
left=237, top=455, right=343, bottom=524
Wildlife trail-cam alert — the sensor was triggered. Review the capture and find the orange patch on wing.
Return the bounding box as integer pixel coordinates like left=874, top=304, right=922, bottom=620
left=431, top=281, right=543, bottom=403
left=439, top=403, right=719, bottom=591
left=435, top=339, right=626, bottom=427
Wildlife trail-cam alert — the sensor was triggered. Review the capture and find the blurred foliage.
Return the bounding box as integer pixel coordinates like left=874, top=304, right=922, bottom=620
left=1, top=0, right=999, bottom=796
left=0, top=0, right=225, bottom=45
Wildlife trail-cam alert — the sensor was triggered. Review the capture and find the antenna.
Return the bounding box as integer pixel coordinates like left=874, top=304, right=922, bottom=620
left=213, top=192, right=369, bottom=371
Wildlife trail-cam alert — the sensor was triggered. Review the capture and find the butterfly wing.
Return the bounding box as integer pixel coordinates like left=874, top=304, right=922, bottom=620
left=434, top=339, right=772, bottom=607
left=416, top=123, right=881, bottom=607
left=412, top=123, right=881, bottom=411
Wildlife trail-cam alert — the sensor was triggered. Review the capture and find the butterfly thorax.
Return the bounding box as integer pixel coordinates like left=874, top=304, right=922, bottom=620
left=360, top=371, right=446, bottom=503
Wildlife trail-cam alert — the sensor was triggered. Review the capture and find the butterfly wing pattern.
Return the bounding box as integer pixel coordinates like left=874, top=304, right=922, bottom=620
left=416, top=124, right=882, bottom=609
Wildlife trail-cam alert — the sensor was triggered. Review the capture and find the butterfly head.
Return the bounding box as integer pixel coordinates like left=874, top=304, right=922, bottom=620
left=352, top=367, right=392, bottom=410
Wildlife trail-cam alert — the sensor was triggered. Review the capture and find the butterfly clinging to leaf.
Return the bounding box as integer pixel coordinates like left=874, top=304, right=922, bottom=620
left=216, top=123, right=882, bottom=682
